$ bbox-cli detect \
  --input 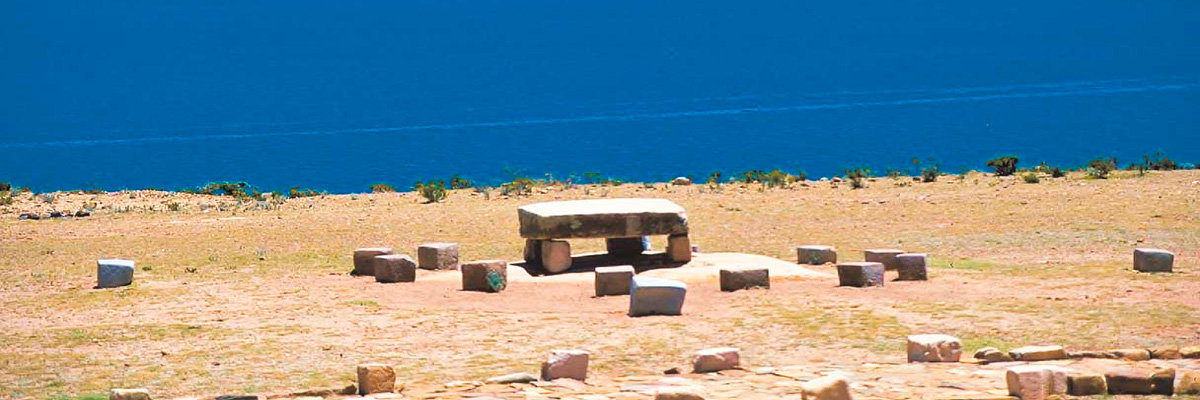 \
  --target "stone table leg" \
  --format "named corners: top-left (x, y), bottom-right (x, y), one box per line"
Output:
top-left (523, 239), bottom-right (543, 265)
top-left (667, 234), bottom-right (692, 262)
